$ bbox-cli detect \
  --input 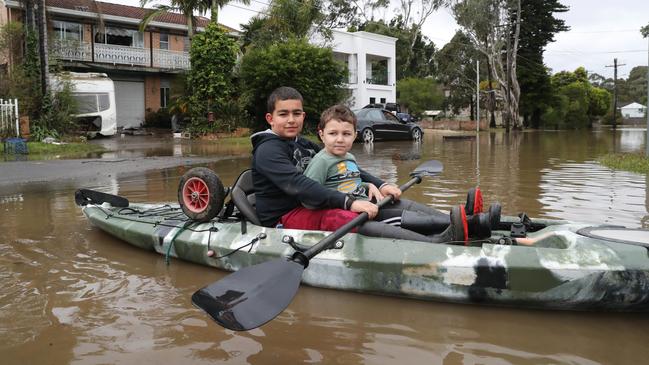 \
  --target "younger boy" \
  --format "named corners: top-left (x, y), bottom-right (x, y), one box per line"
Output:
top-left (303, 104), bottom-right (476, 243)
